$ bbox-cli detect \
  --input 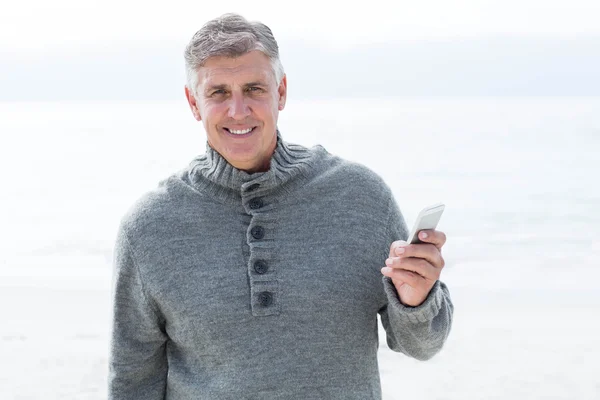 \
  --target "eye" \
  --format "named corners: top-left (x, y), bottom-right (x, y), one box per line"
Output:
top-left (247, 86), bottom-right (263, 93)
top-left (211, 89), bottom-right (226, 96)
